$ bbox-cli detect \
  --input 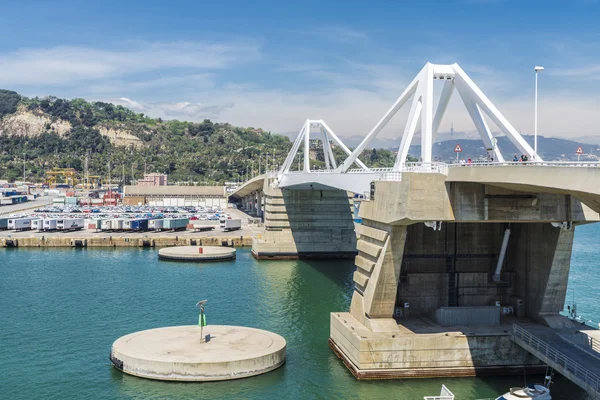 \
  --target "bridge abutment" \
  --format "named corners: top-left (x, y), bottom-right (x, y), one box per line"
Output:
top-left (330, 174), bottom-right (598, 379)
top-left (252, 178), bottom-right (357, 259)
